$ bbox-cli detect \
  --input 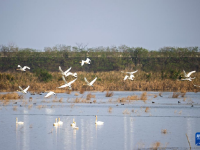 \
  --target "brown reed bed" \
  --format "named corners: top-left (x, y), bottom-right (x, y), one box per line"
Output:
top-left (172, 92), bottom-right (180, 98)
top-left (86, 93), bottom-right (95, 100)
top-left (0, 92), bottom-right (21, 100)
top-left (145, 107), bottom-right (150, 112)
top-left (0, 71), bottom-right (200, 92)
